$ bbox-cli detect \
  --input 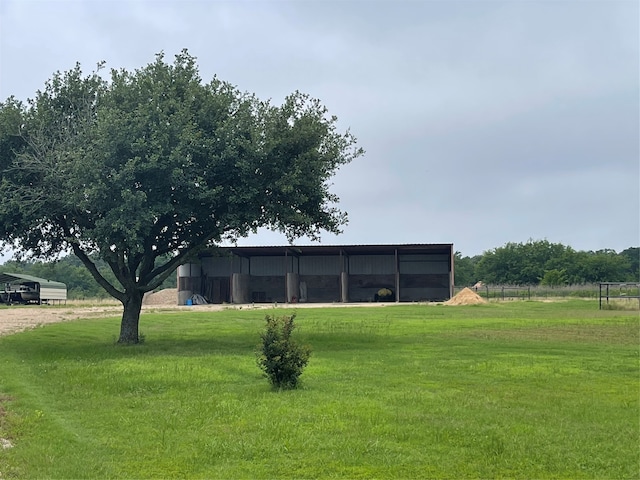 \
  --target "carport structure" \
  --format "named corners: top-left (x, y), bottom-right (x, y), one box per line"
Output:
top-left (177, 244), bottom-right (454, 305)
top-left (0, 272), bottom-right (67, 305)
